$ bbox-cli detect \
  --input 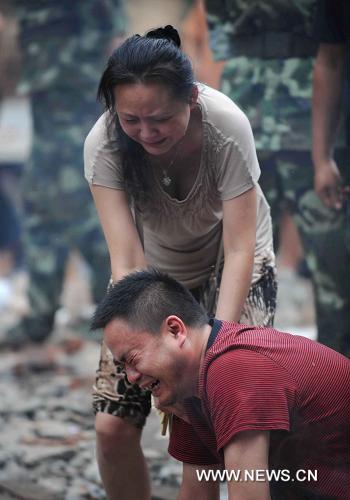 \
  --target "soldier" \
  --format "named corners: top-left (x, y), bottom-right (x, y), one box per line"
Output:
top-left (2, 1), bottom-right (126, 346)
top-left (312, 0), bottom-right (350, 249)
top-left (205, 0), bottom-right (350, 355)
